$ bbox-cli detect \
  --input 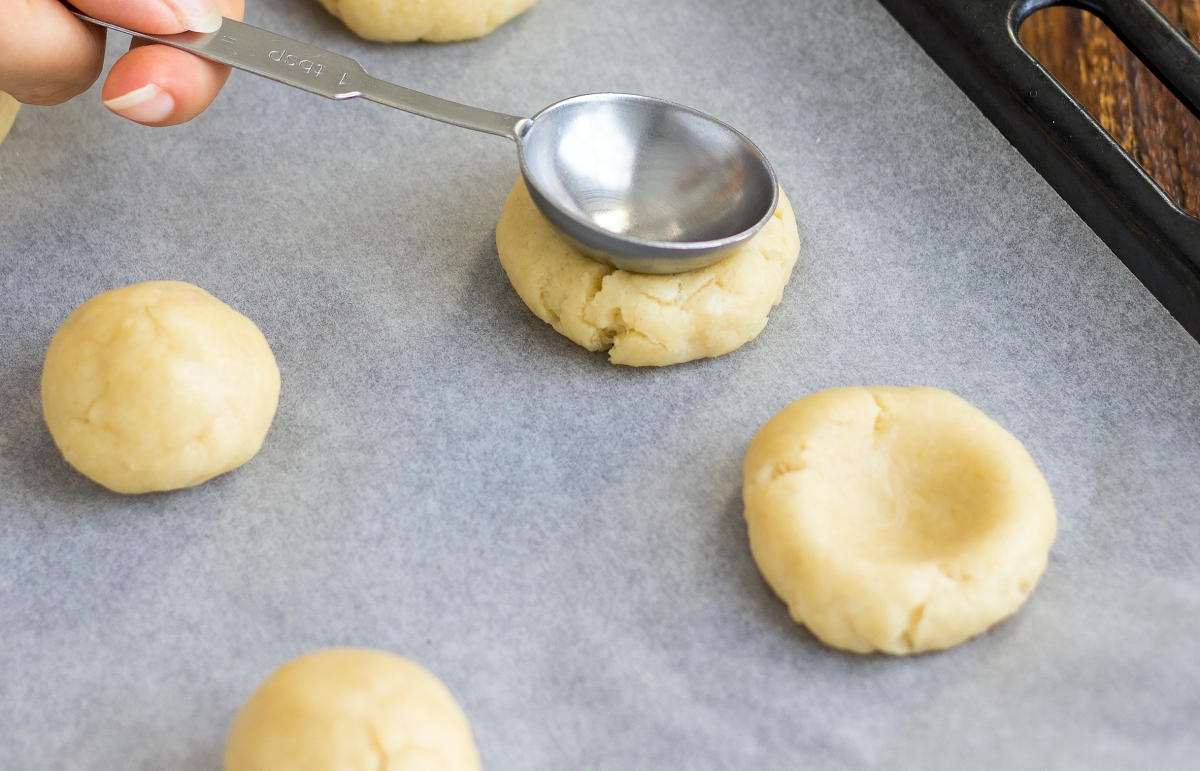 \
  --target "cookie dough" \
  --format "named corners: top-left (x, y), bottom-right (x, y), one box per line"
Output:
top-left (0, 91), bottom-right (18, 146)
top-left (743, 387), bottom-right (1056, 654)
top-left (495, 180), bottom-right (800, 367)
top-left (225, 648), bottom-right (482, 771)
top-left (315, 0), bottom-right (538, 41)
top-left (41, 281), bottom-right (280, 494)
